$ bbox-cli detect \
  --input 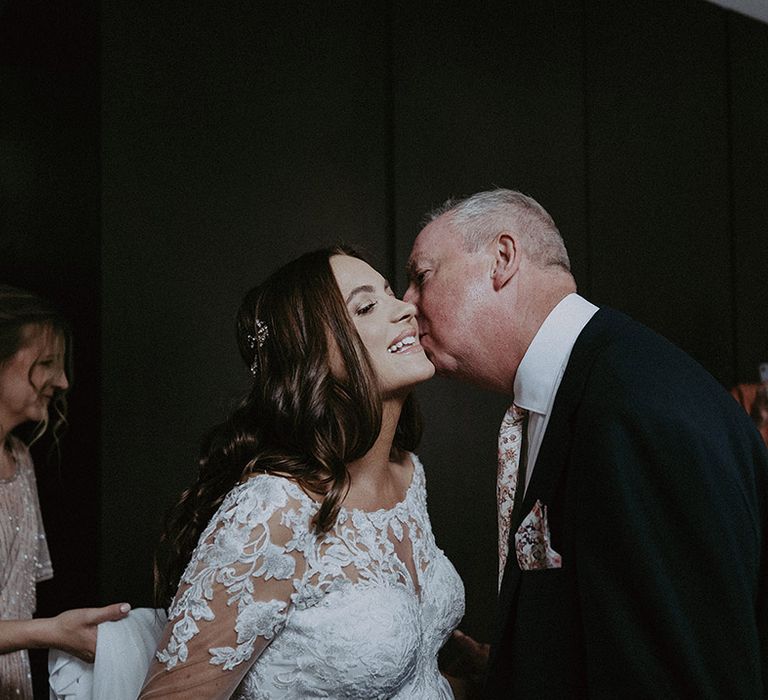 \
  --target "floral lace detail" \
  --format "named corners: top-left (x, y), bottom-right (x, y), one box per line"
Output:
top-left (158, 478), bottom-right (297, 670)
top-left (157, 454), bottom-right (465, 699)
